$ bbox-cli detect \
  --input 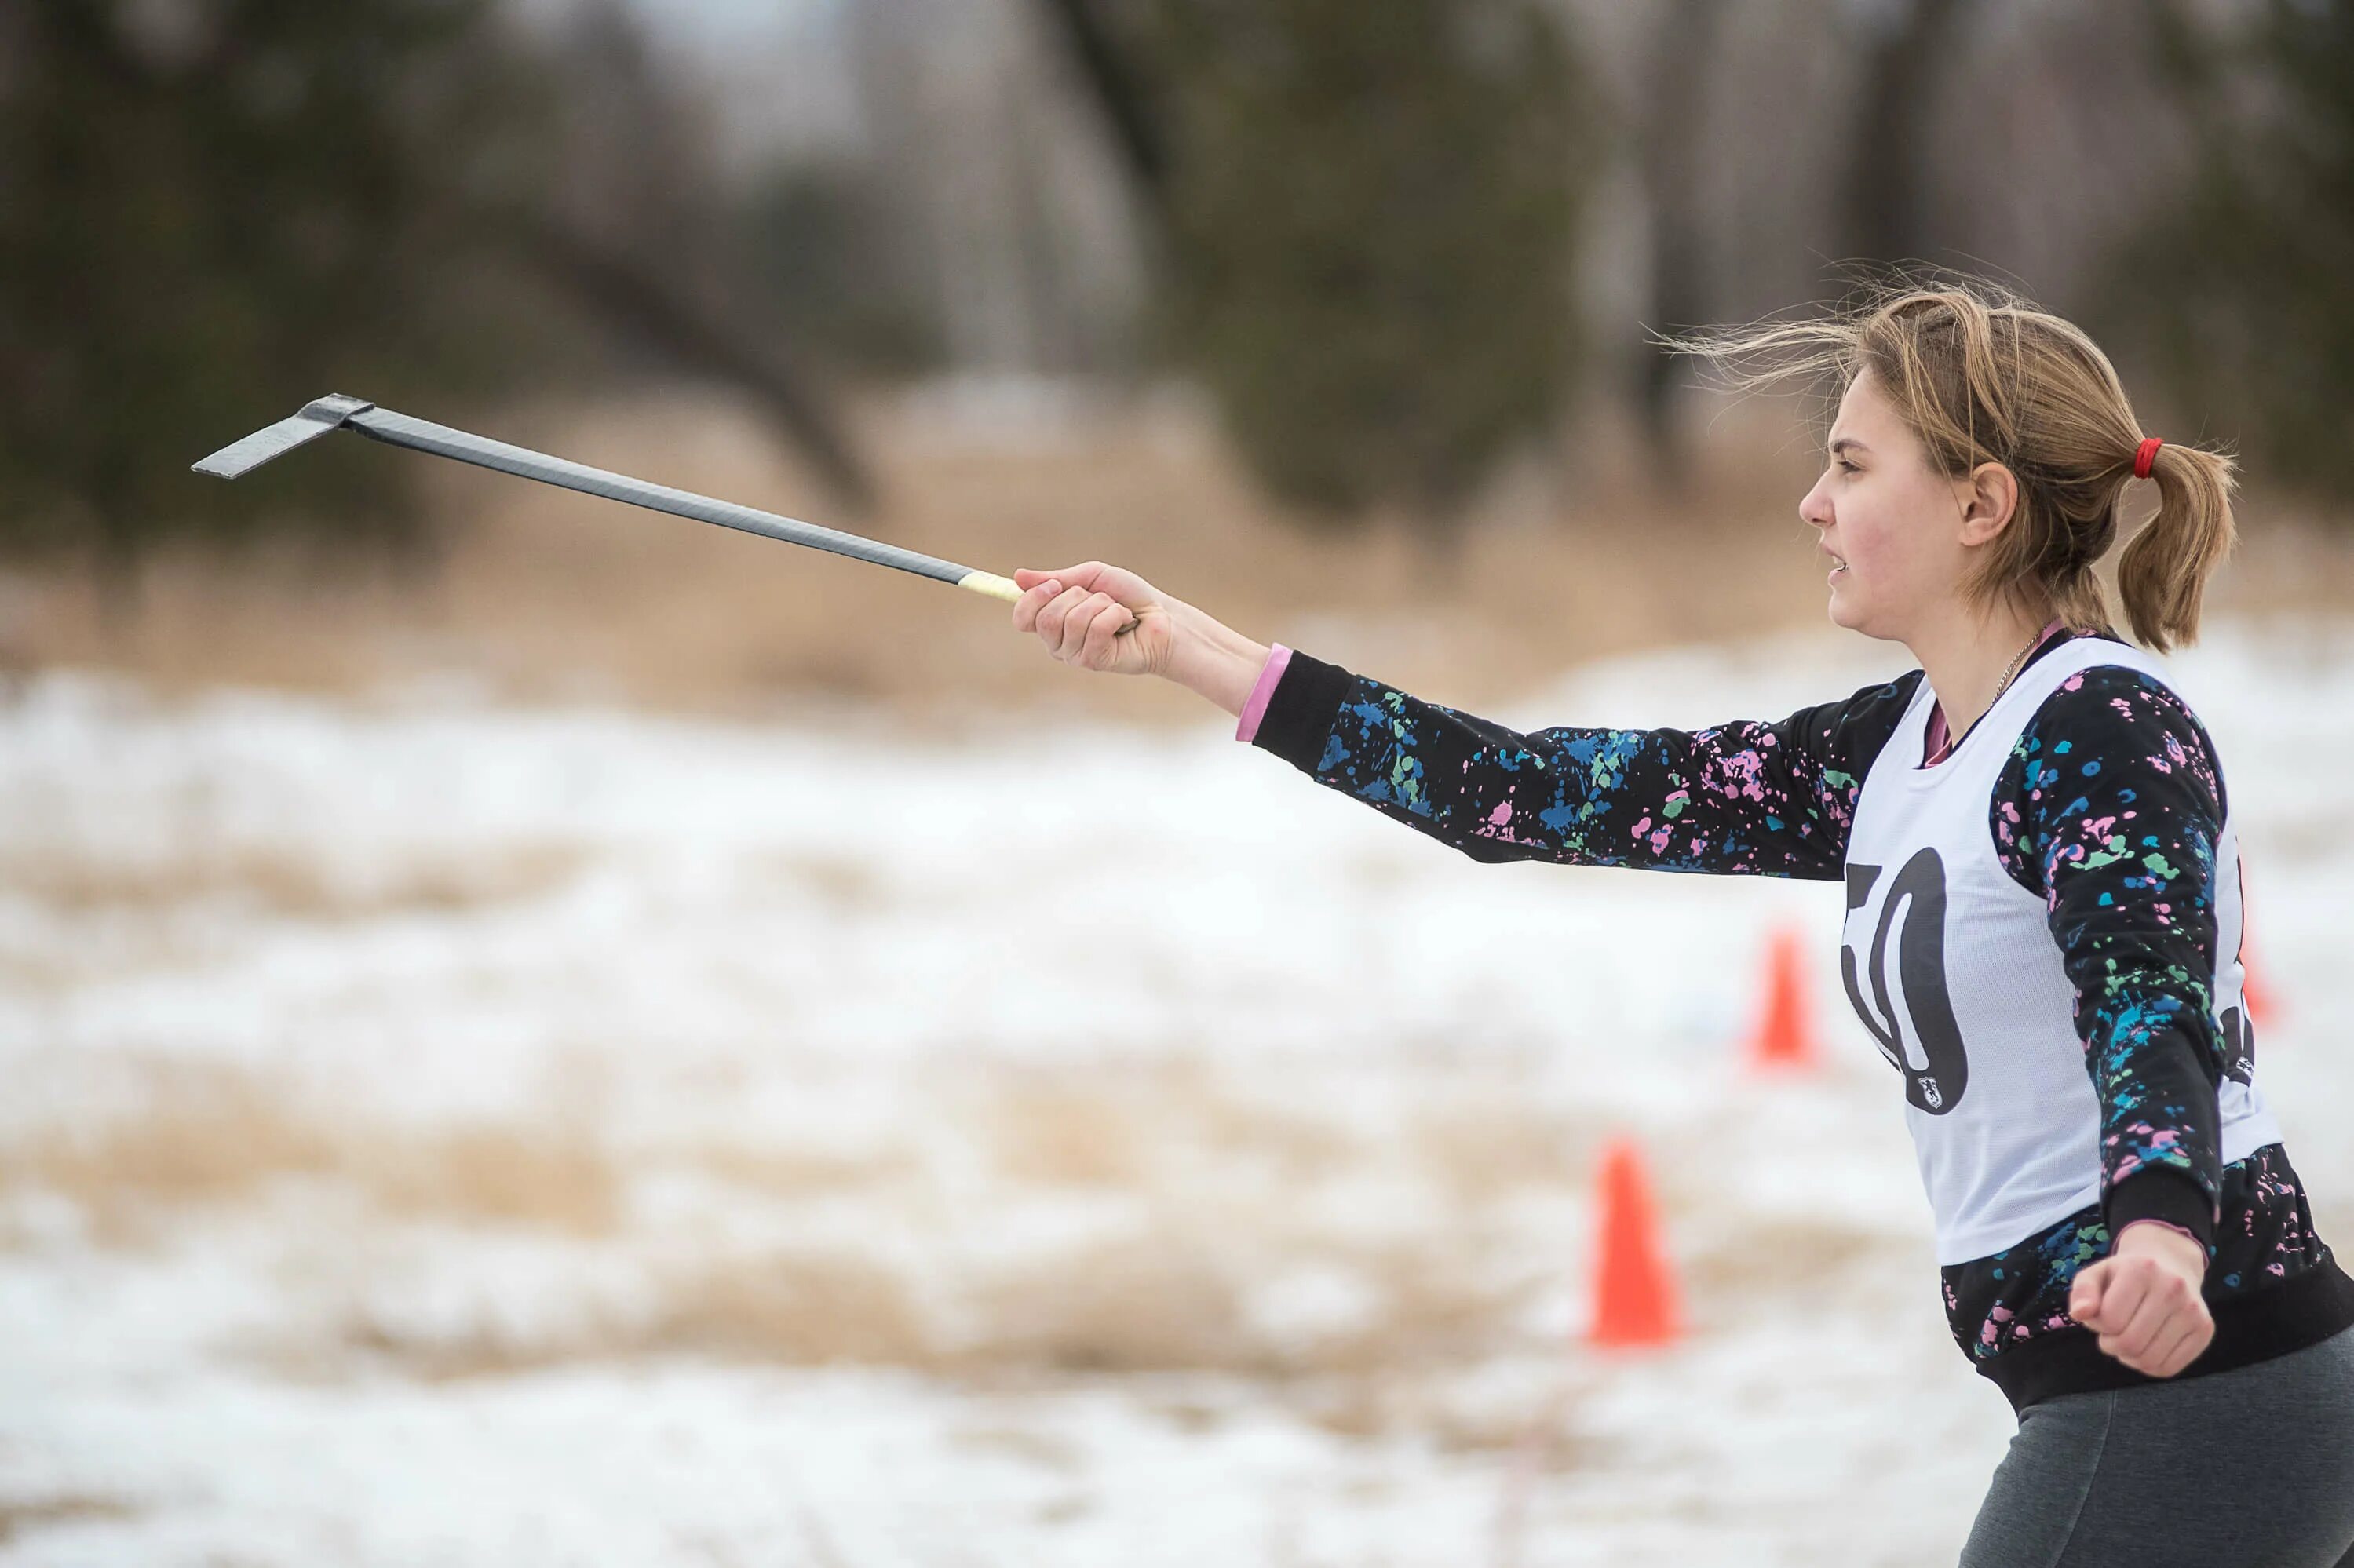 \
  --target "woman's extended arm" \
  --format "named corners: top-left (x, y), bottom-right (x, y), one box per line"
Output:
top-left (1009, 560), bottom-right (1920, 881)
top-left (1249, 646), bottom-right (1917, 879)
